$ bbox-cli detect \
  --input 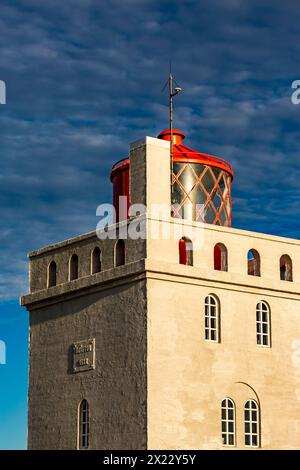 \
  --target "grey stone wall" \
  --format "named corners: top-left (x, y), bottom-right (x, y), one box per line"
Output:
top-left (28, 229), bottom-right (146, 294)
top-left (27, 273), bottom-right (147, 450)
